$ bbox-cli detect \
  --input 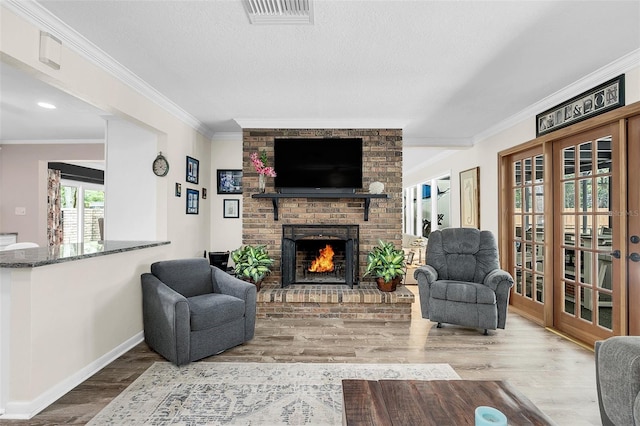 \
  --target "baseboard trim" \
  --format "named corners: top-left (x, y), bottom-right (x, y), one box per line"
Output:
top-left (0, 332), bottom-right (144, 420)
